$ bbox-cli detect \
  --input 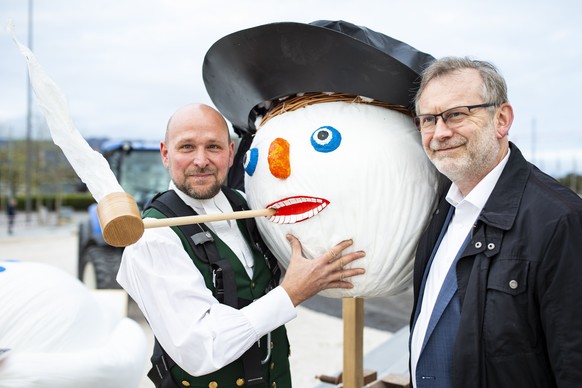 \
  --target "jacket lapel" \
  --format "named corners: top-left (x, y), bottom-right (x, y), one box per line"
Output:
top-left (411, 192), bottom-right (453, 324)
